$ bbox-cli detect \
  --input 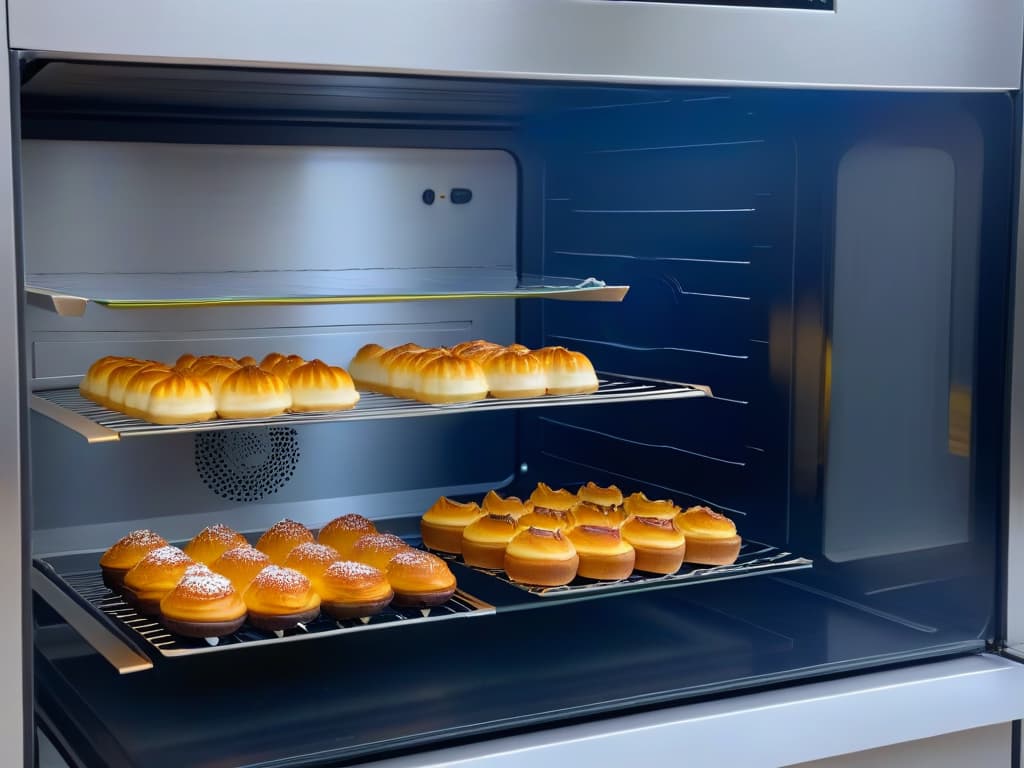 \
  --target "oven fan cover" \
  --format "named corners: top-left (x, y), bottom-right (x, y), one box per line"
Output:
top-left (194, 427), bottom-right (300, 502)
